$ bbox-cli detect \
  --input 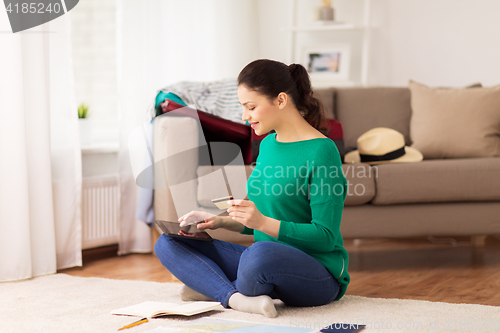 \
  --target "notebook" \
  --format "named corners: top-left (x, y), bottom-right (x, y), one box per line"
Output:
top-left (111, 301), bottom-right (223, 318)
